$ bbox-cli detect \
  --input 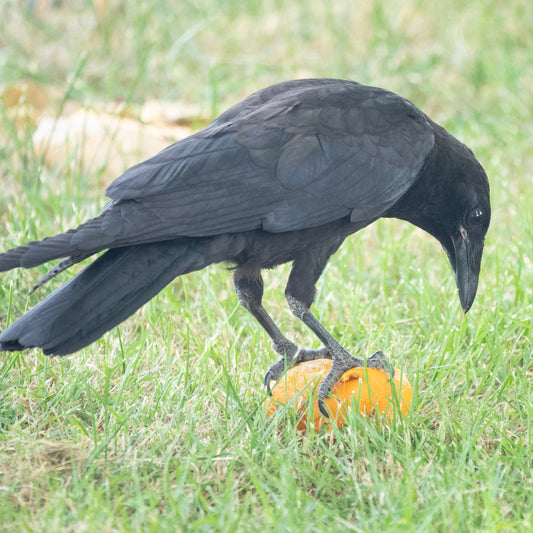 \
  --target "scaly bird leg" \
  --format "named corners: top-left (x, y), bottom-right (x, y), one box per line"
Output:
top-left (283, 247), bottom-right (395, 417)
top-left (286, 294), bottom-right (394, 417)
top-left (233, 268), bottom-right (330, 391)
